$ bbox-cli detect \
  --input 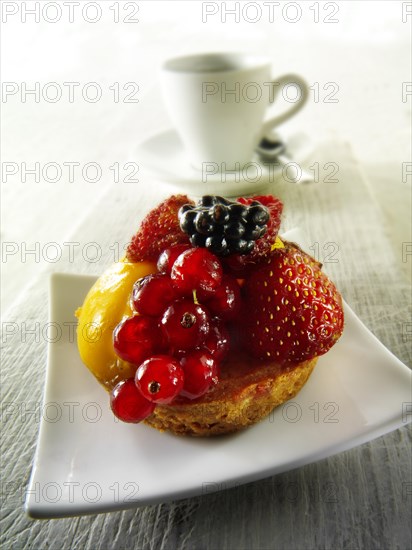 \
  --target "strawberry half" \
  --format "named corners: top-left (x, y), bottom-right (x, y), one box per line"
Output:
top-left (126, 195), bottom-right (194, 262)
top-left (224, 194), bottom-right (283, 275)
top-left (241, 242), bottom-right (344, 364)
